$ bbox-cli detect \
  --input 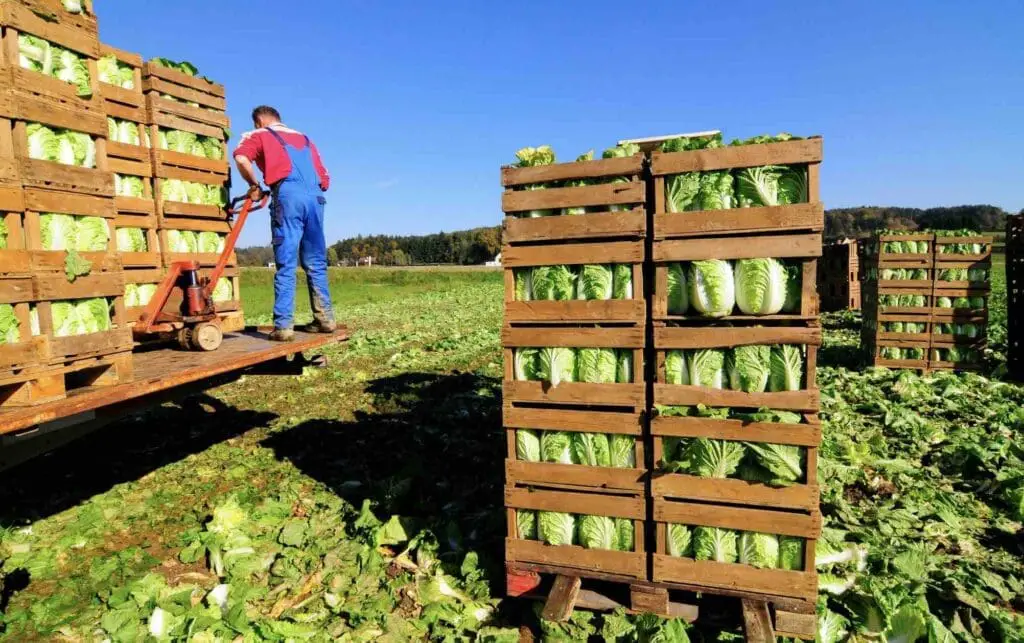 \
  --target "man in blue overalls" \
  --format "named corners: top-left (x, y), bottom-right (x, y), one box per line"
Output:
top-left (234, 106), bottom-right (335, 341)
